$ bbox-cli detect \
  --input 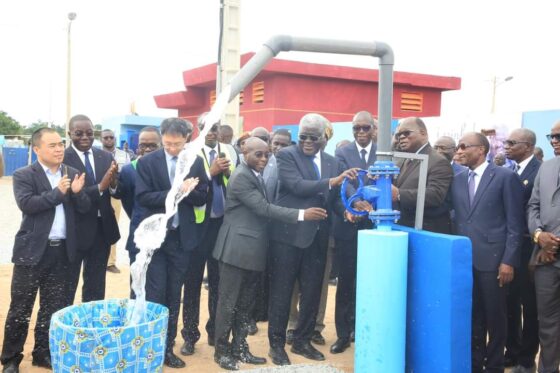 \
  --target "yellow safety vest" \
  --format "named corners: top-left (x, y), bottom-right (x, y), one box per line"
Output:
top-left (194, 144), bottom-right (236, 223)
